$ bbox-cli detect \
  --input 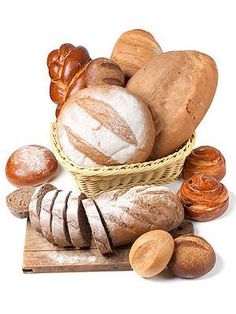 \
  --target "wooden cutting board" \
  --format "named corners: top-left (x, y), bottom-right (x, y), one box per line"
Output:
top-left (23, 220), bottom-right (131, 273)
